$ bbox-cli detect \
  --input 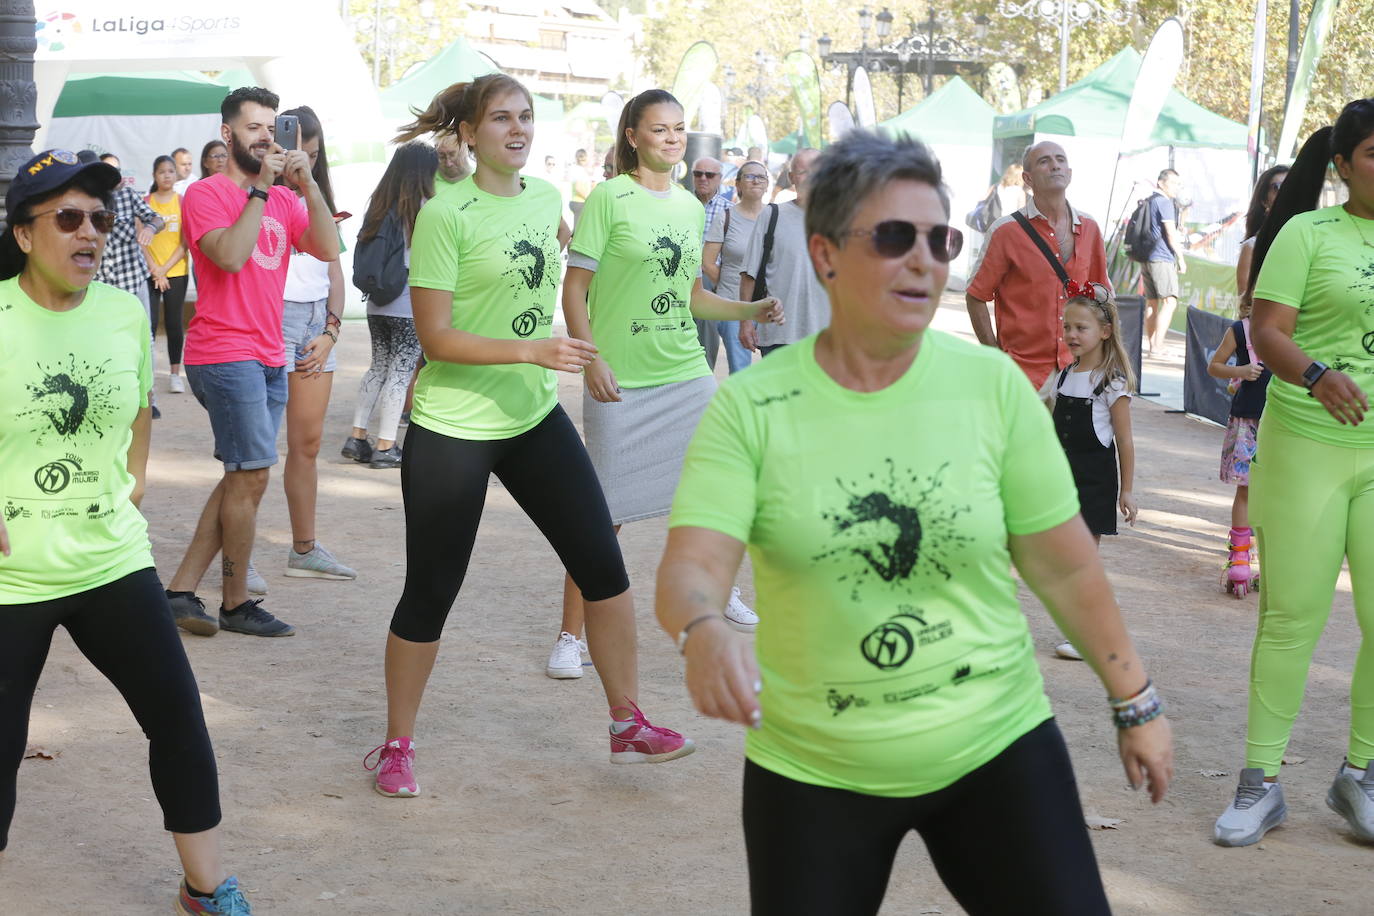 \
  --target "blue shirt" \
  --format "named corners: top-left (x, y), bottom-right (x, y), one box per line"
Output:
top-left (1146, 192), bottom-right (1177, 263)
